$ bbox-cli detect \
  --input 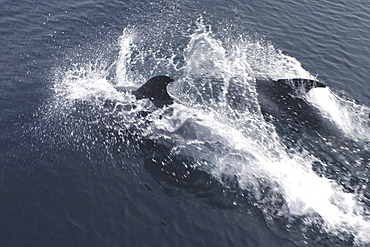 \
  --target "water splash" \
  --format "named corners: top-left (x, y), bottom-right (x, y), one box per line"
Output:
top-left (52, 62), bottom-right (120, 103)
top-left (37, 20), bottom-right (370, 246)
top-left (115, 27), bottom-right (137, 87)
top-left (307, 87), bottom-right (370, 144)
